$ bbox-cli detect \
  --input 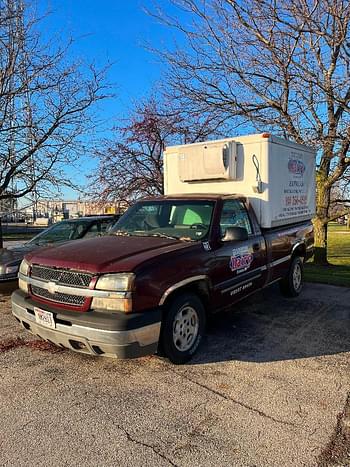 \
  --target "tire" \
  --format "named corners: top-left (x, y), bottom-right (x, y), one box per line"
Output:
top-left (279, 256), bottom-right (303, 297)
top-left (159, 293), bottom-right (206, 364)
